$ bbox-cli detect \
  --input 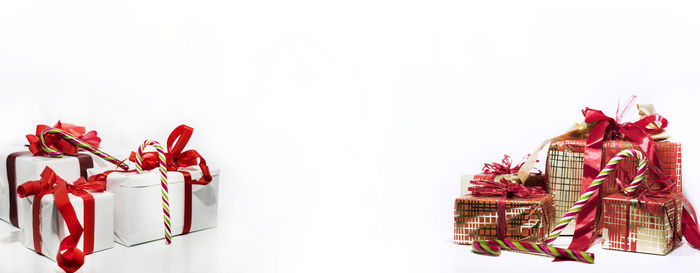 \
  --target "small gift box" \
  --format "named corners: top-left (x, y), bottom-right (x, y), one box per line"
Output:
top-left (88, 165), bottom-right (219, 246)
top-left (1, 122), bottom-right (114, 228)
top-left (16, 167), bottom-right (113, 272)
top-left (601, 192), bottom-right (682, 255)
top-left (87, 125), bottom-right (219, 246)
top-left (545, 106), bottom-right (681, 236)
top-left (460, 155), bottom-right (545, 196)
top-left (454, 175), bottom-right (554, 245)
